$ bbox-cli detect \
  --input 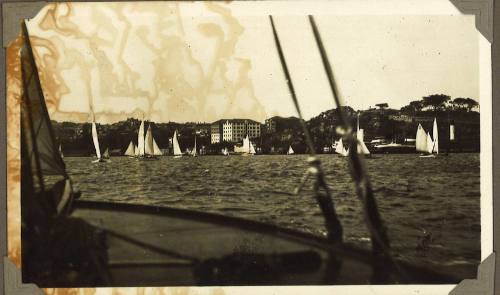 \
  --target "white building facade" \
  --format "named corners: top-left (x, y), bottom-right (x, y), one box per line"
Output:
top-left (211, 119), bottom-right (261, 143)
